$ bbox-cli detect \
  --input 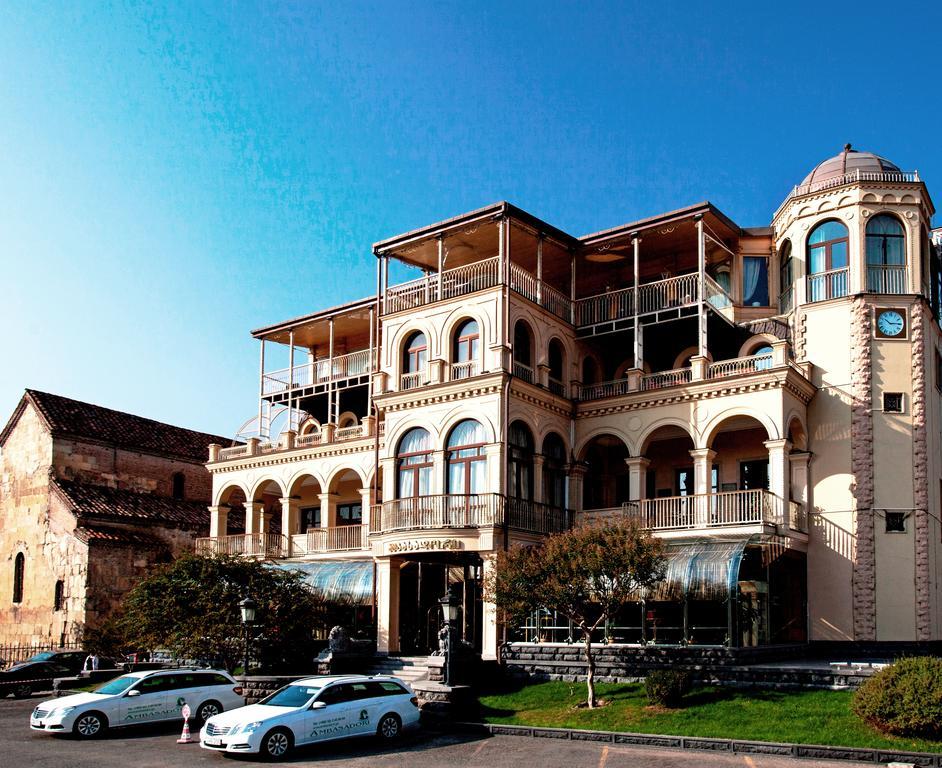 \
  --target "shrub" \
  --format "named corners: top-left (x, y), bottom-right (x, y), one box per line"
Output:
top-left (852, 656), bottom-right (942, 739)
top-left (645, 670), bottom-right (691, 707)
